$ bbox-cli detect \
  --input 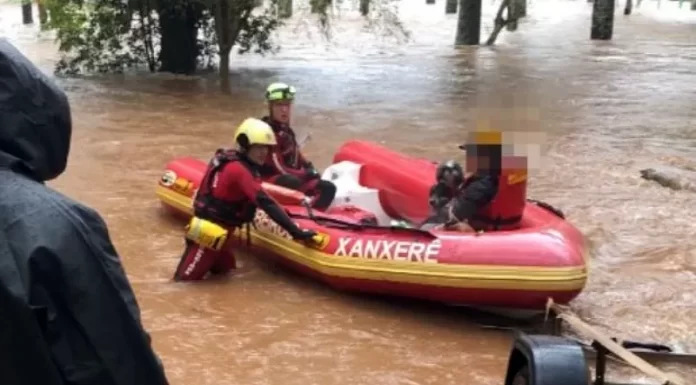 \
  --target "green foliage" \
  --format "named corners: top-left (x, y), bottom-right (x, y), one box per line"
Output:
top-left (40, 0), bottom-right (409, 76)
top-left (42, 0), bottom-right (283, 75)
top-left (197, 9), bottom-right (219, 69)
top-left (43, 0), bottom-right (149, 74)
top-left (236, 7), bottom-right (282, 55)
